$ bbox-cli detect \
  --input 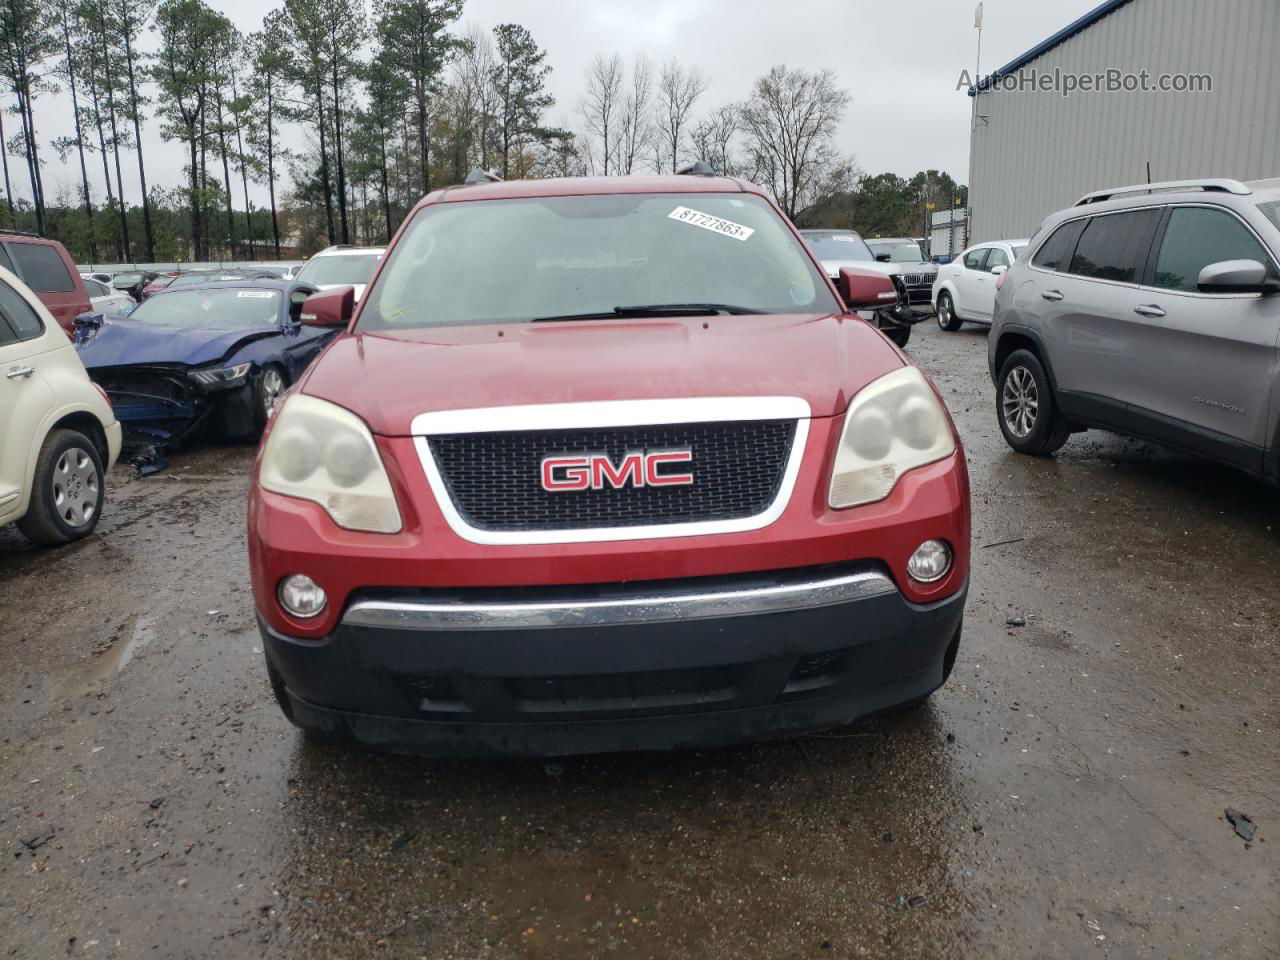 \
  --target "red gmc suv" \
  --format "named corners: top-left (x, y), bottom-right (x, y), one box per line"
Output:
top-left (248, 171), bottom-right (970, 757)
